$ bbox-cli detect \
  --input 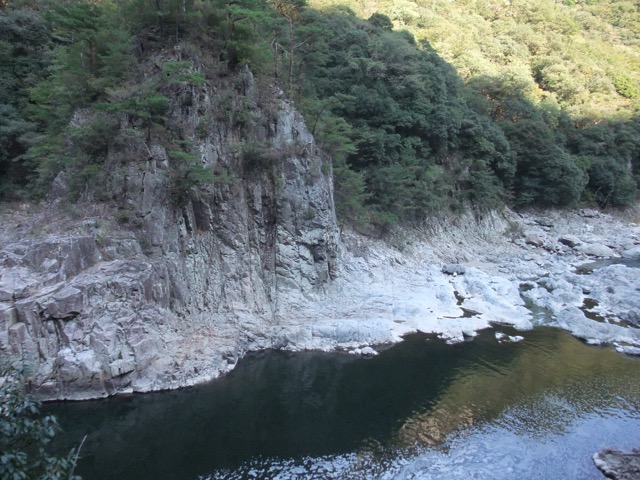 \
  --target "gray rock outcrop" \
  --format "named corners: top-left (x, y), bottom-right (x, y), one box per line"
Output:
top-left (1, 51), bottom-right (640, 400)
top-left (578, 243), bottom-right (616, 258)
top-left (442, 263), bottom-right (466, 275)
top-left (621, 246), bottom-right (640, 259)
top-left (558, 234), bottom-right (581, 248)
top-left (593, 448), bottom-right (640, 480)
top-left (525, 232), bottom-right (544, 247)
top-left (0, 56), bottom-right (339, 399)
